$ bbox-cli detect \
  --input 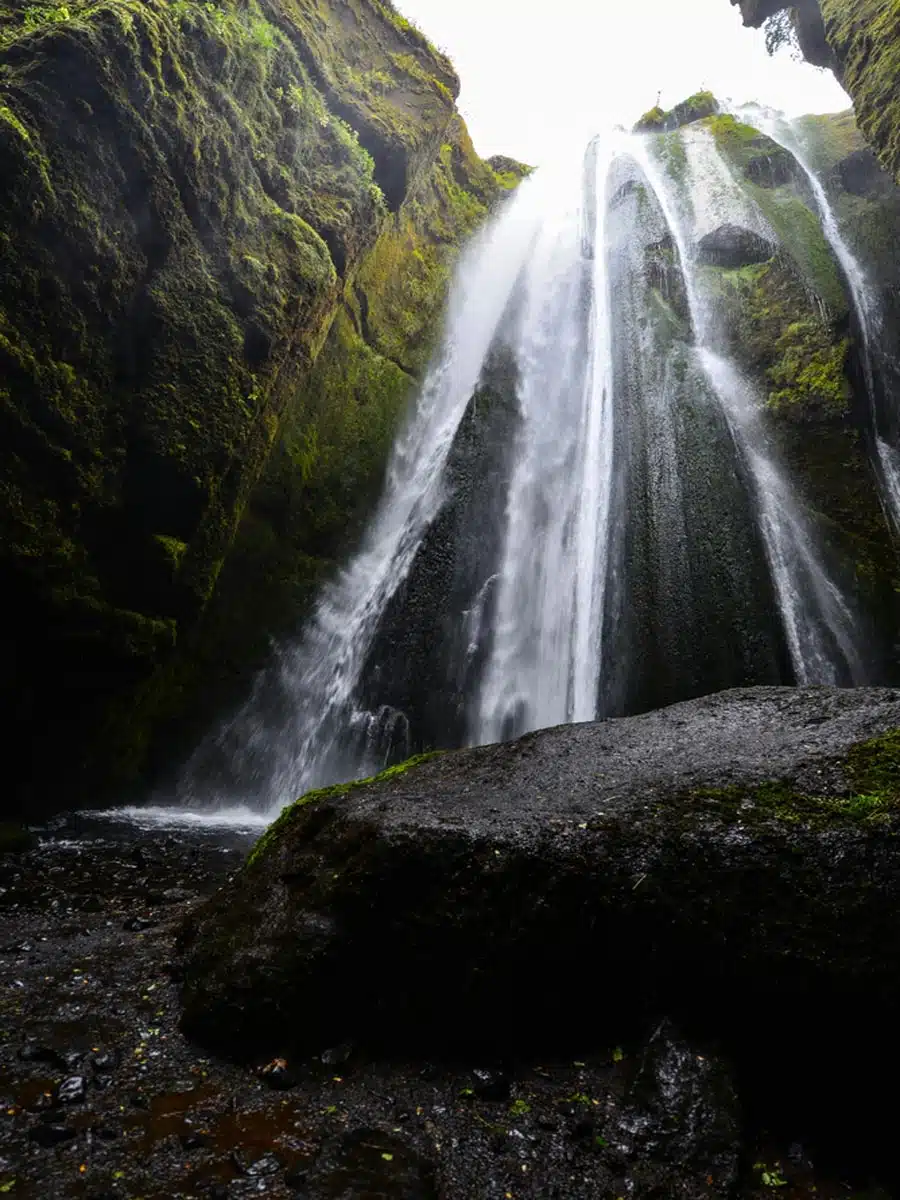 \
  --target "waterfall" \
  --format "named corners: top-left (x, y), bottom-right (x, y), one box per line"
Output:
top-left (731, 103), bottom-right (900, 534)
top-left (473, 136), bottom-right (617, 744)
top-left (170, 125), bottom-right (868, 821)
top-left (633, 129), bottom-right (865, 686)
